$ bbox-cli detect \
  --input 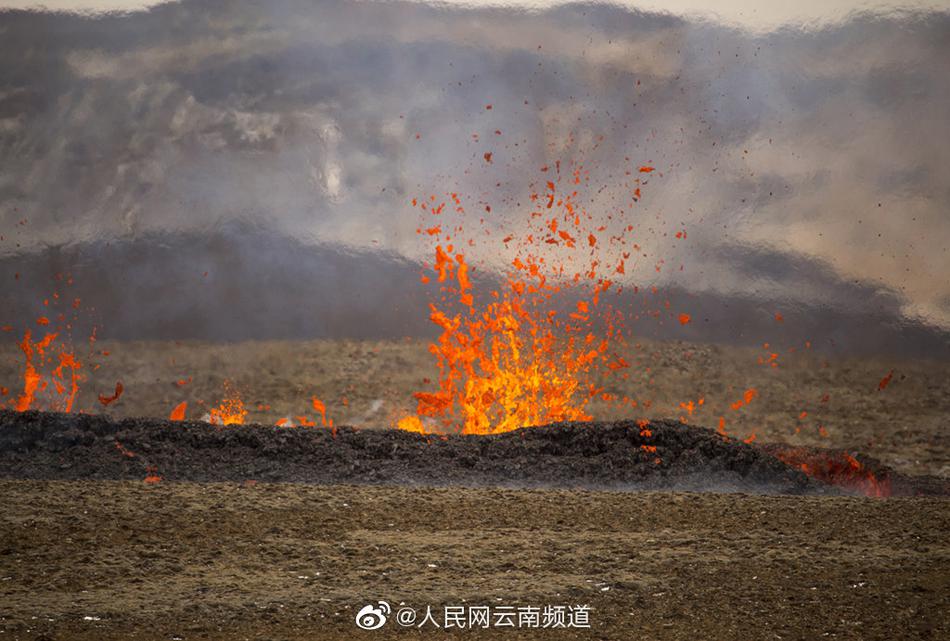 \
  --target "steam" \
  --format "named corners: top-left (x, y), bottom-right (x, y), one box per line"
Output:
top-left (0, 0), bottom-right (948, 351)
